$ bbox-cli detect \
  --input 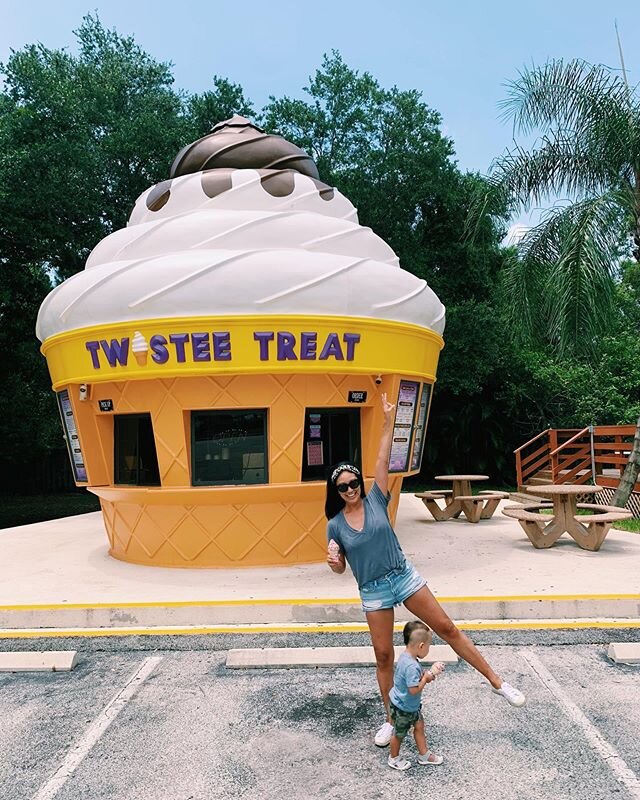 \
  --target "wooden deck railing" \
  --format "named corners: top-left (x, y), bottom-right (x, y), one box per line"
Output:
top-left (514, 424), bottom-right (639, 492)
top-left (591, 425), bottom-right (639, 491)
top-left (514, 428), bottom-right (550, 487)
